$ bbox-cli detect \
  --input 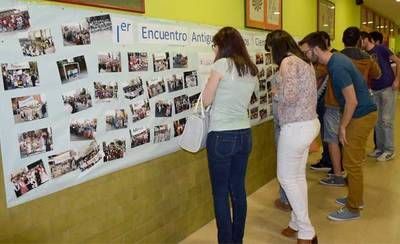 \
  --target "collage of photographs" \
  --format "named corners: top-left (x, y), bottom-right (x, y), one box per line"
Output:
top-left (0, 7), bottom-right (273, 204)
